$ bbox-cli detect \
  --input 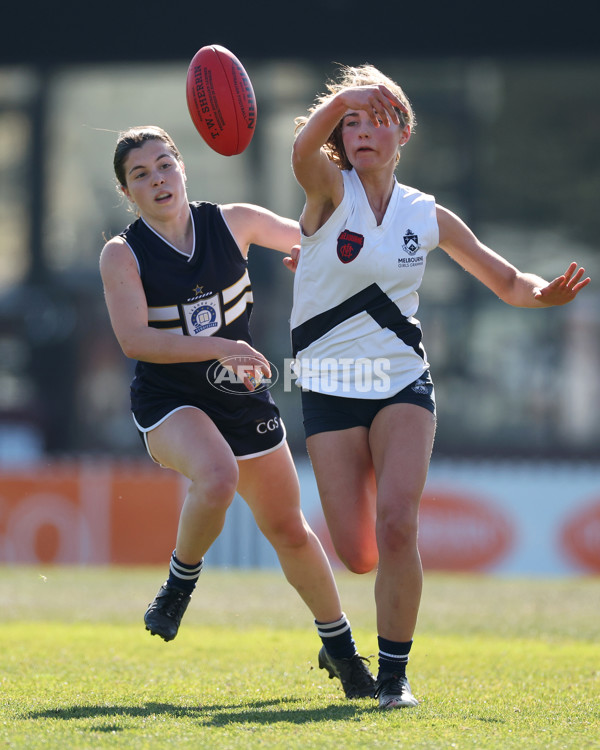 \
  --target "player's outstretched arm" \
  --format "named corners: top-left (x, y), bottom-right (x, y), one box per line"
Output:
top-left (437, 205), bottom-right (591, 308)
